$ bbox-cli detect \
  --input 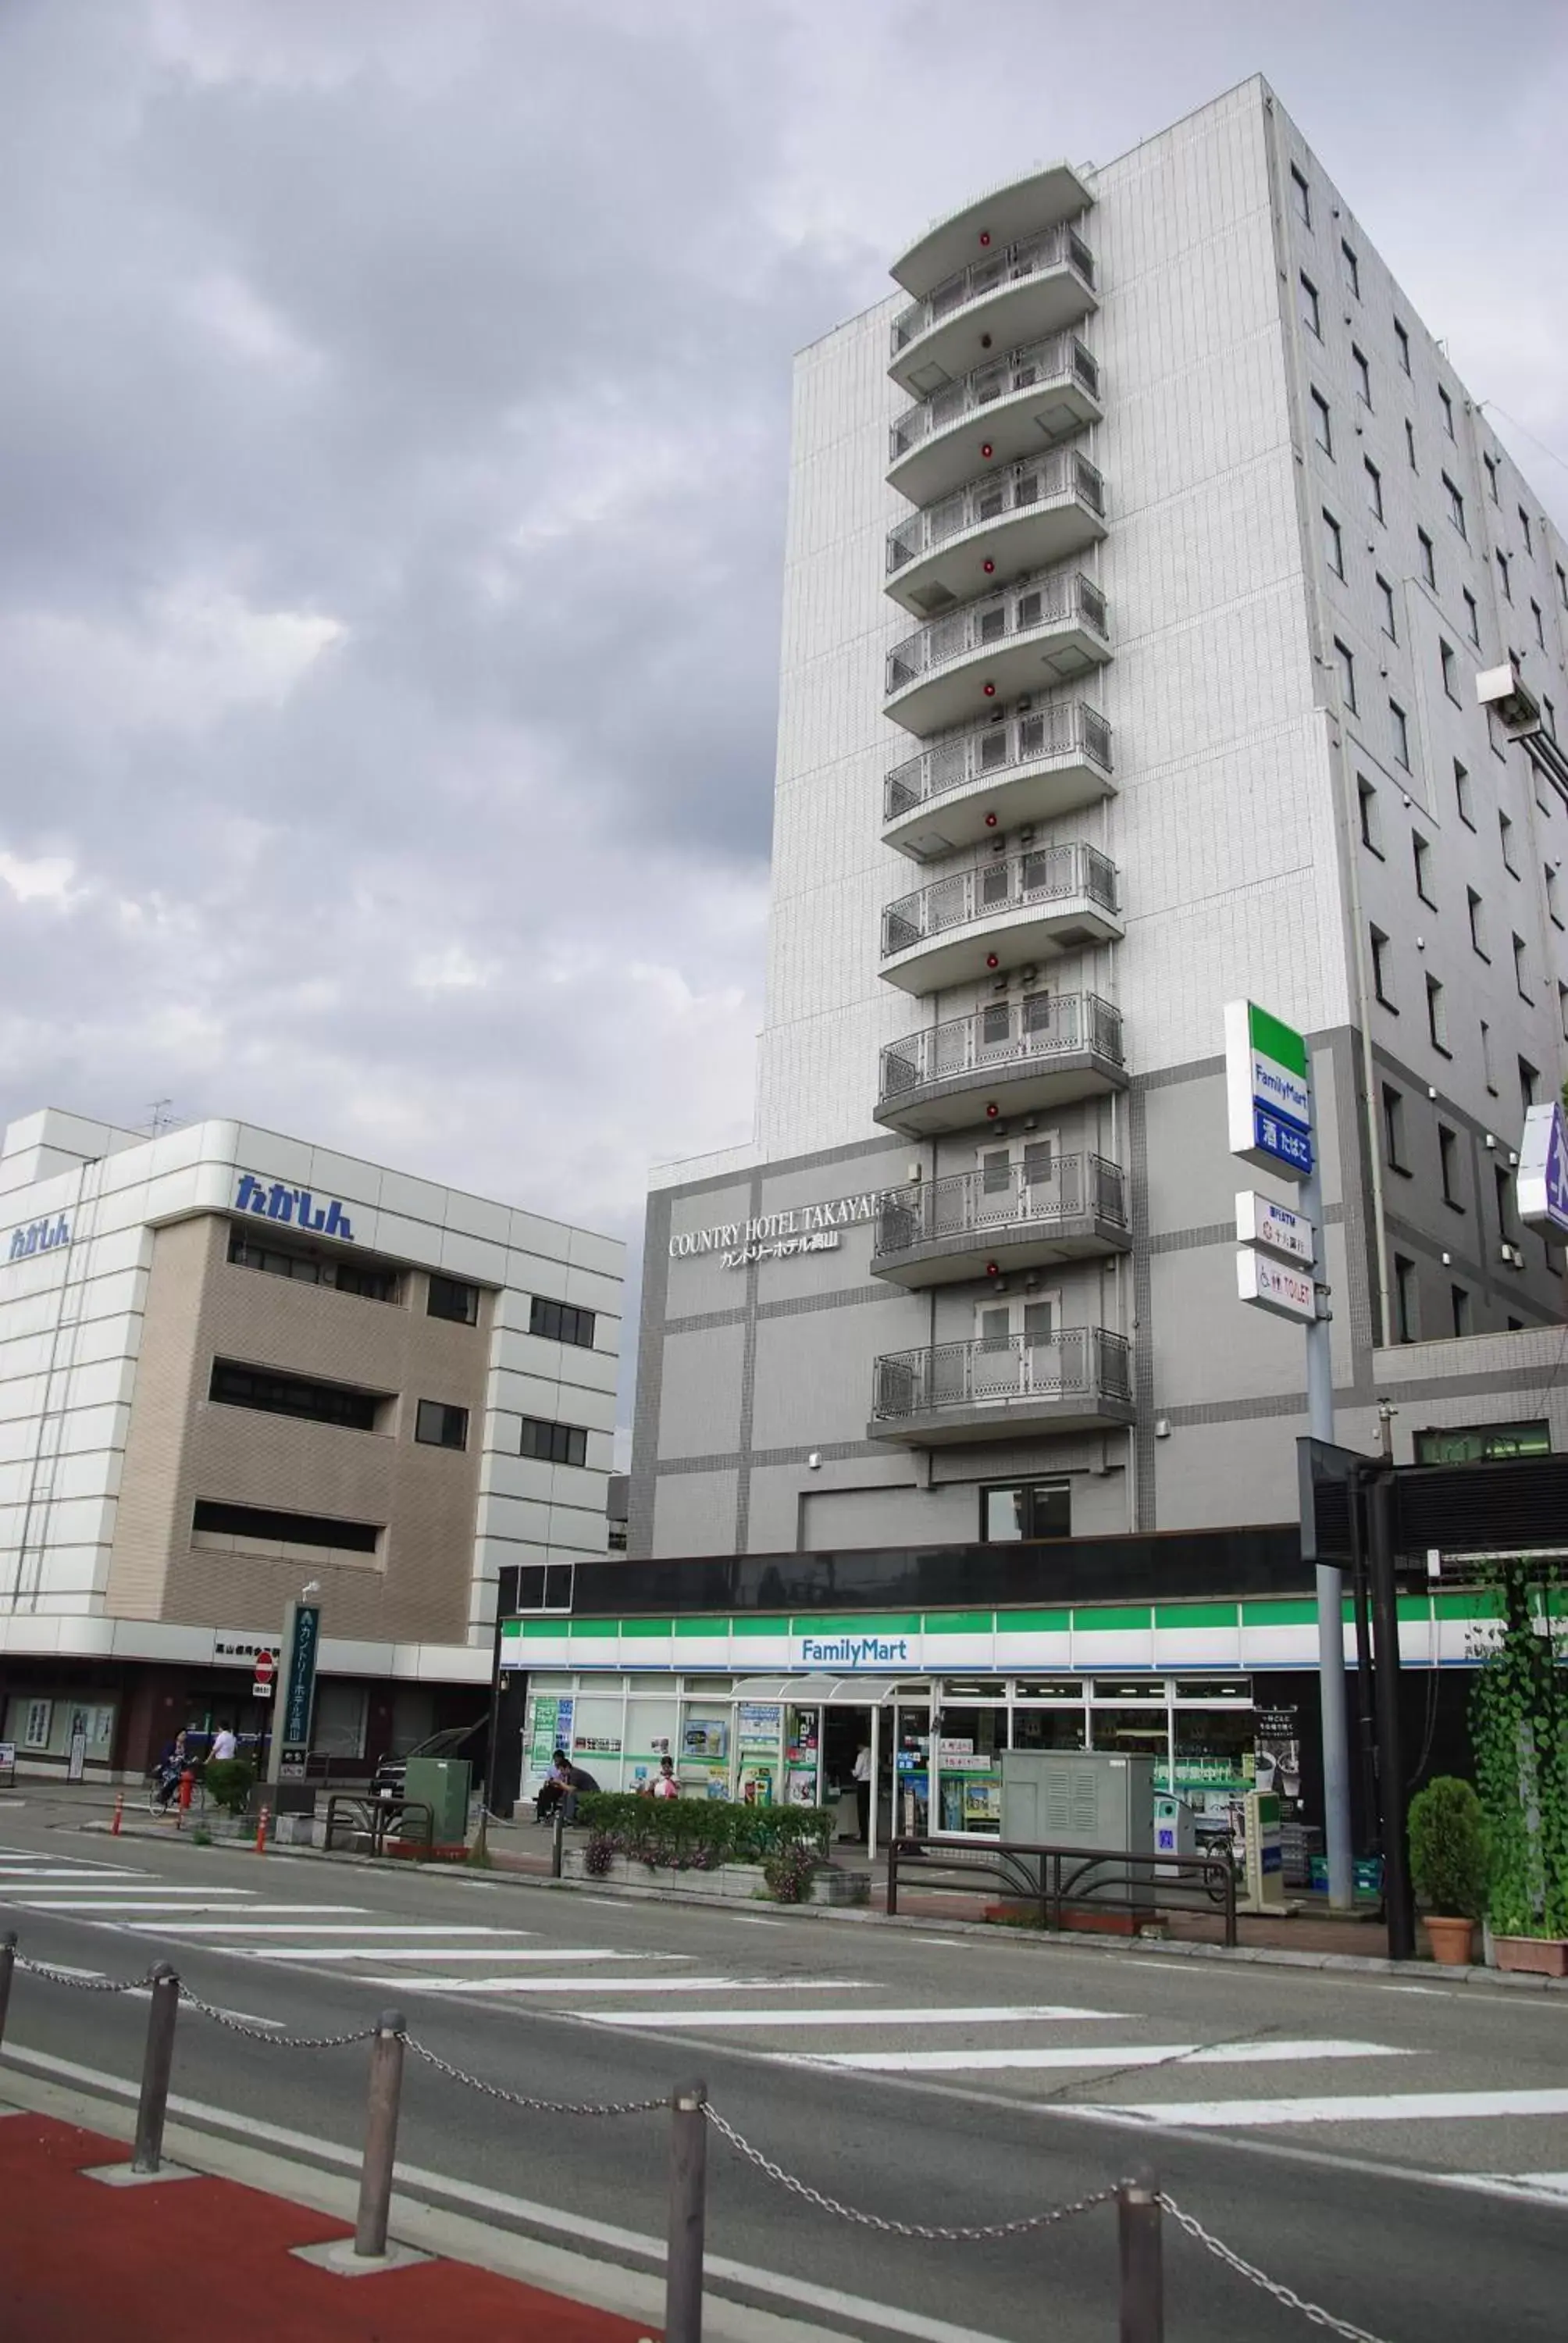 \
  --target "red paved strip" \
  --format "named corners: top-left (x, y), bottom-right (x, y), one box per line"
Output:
top-left (0, 2113), bottom-right (659, 2341)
